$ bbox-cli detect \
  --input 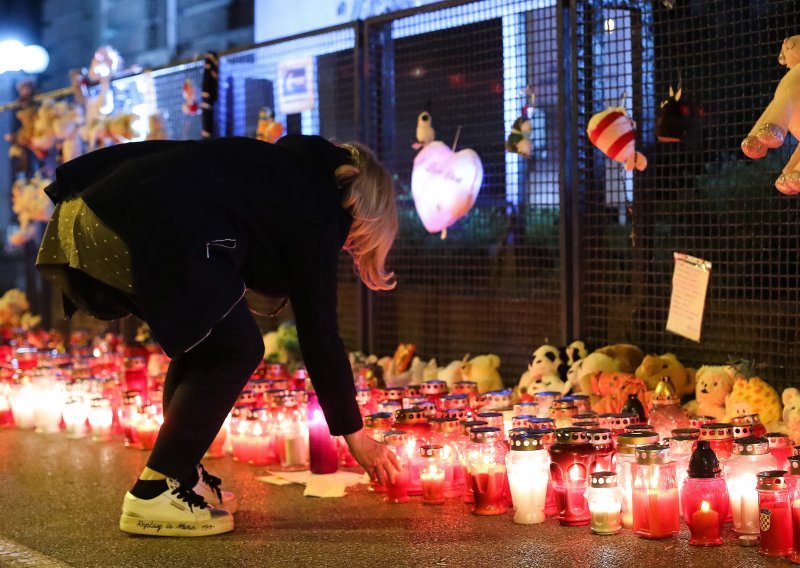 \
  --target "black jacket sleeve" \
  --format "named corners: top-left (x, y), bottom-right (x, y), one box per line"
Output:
top-left (287, 217), bottom-right (362, 436)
